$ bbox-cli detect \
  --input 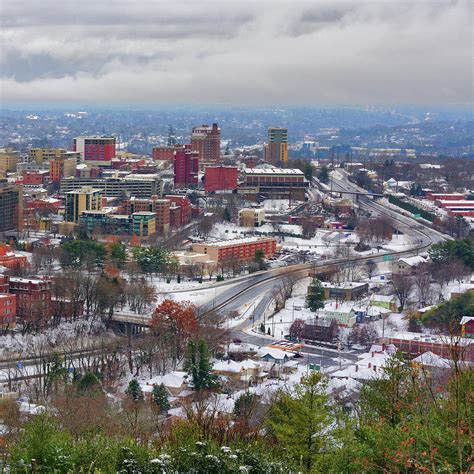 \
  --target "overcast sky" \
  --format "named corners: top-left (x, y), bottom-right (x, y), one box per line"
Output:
top-left (0, 0), bottom-right (472, 107)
